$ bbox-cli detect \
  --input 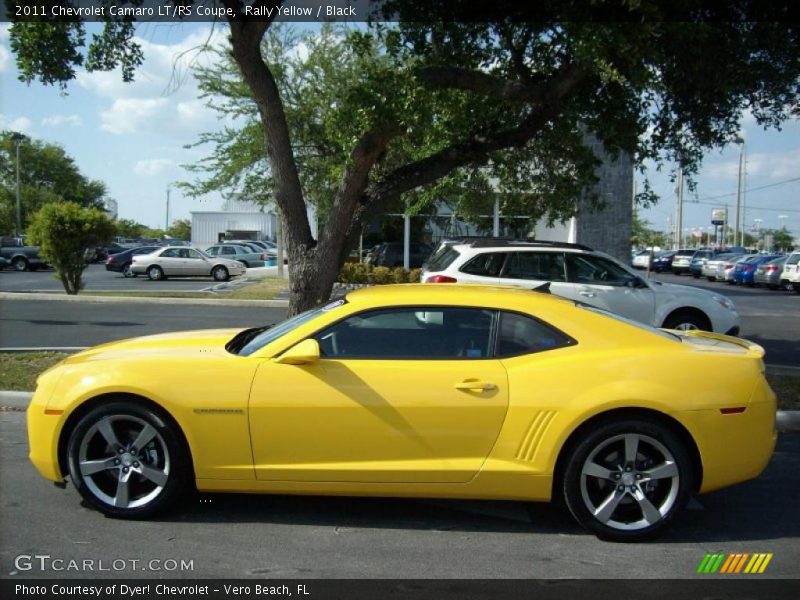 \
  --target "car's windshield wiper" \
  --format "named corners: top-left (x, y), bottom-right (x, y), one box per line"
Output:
top-left (225, 324), bottom-right (274, 354)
